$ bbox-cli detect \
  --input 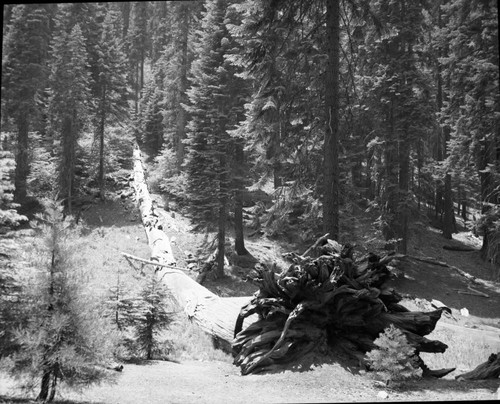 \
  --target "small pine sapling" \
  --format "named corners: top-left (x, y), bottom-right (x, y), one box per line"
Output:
top-left (127, 273), bottom-right (176, 360)
top-left (366, 324), bottom-right (421, 383)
